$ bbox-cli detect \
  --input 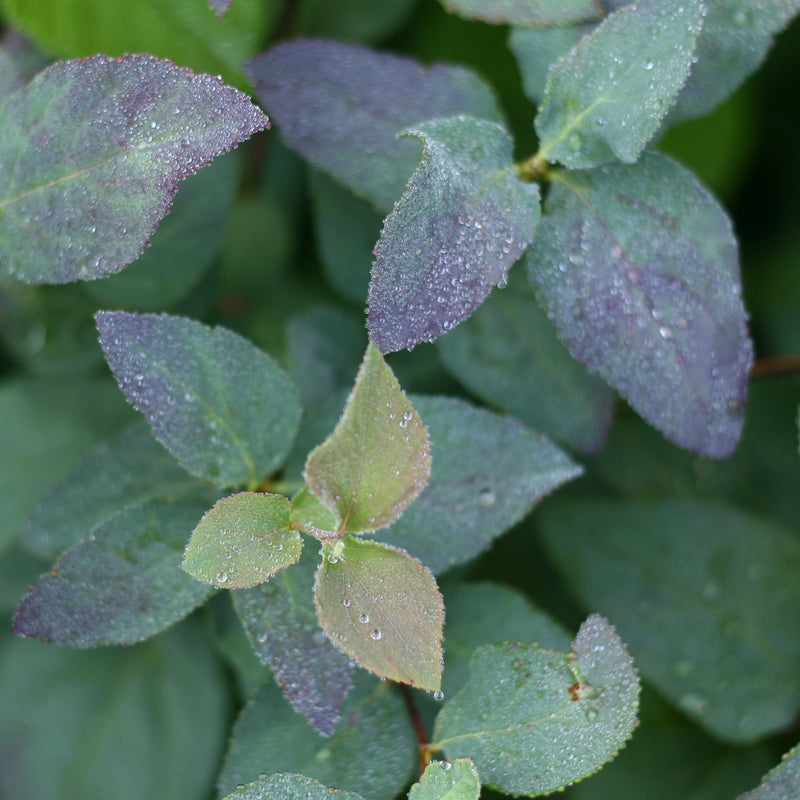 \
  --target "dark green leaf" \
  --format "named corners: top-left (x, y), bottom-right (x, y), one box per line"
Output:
top-left (0, 544), bottom-right (49, 615)
top-left (224, 774), bottom-right (367, 800)
top-left (246, 39), bottom-right (502, 211)
top-left (440, 0), bottom-right (599, 27)
top-left (379, 395), bottom-right (582, 574)
top-left (96, 311), bottom-right (302, 488)
top-left (182, 493), bottom-right (301, 589)
top-left (436, 266), bottom-right (614, 454)
top-left (538, 497), bottom-right (800, 742)
top-left (367, 116), bottom-right (540, 354)
top-left (298, 0), bottom-right (417, 42)
top-left (0, 55), bottom-right (268, 284)
top-left (535, 0), bottom-right (704, 168)
top-left (316, 536), bottom-right (444, 691)
top-left (217, 674), bottom-right (417, 800)
top-left (432, 615), bottom-right (640, 795)
top-left (304, 343), bottom-right (430, 534)
top-left (0, 31), bottom-right (49, 103)
top-left (23, 420), bottom-right (206, 559)
top-left (739, 744), bottom-right (800, 800)
top-left (409, 759), bottom-right (480, 800)
top-left (234, 547), bottom-right (354, 737)
top-left (13, 497), bottom-right (215, 646)
top-left (528, 153), bottom-right (752, 457)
